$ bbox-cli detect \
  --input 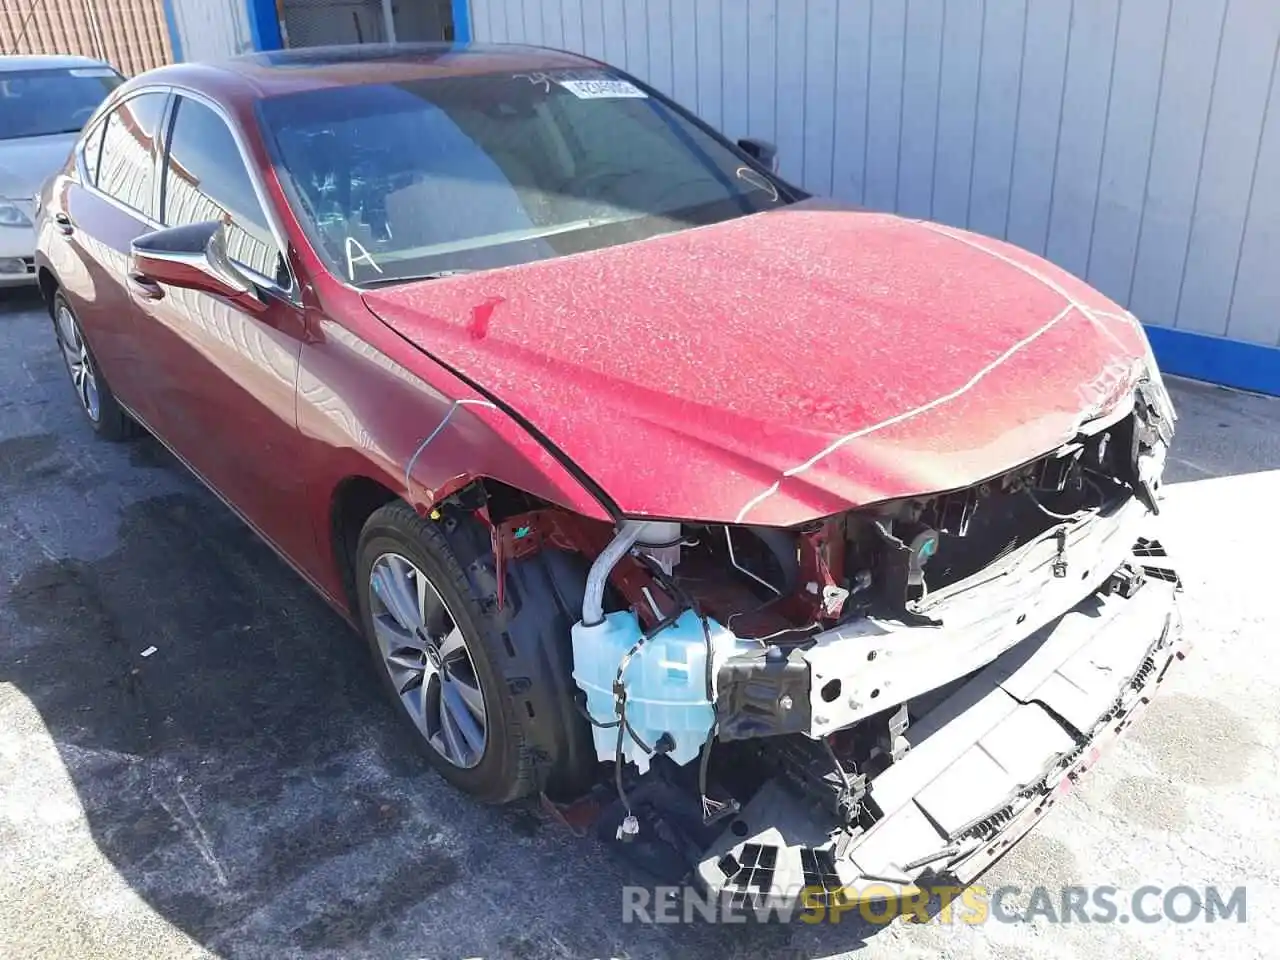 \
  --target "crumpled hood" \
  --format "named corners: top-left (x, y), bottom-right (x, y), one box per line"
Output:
top-left (0, 133), bottom-right (77, 201)
top-left (364, 201), bottom-right (1151, 526)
